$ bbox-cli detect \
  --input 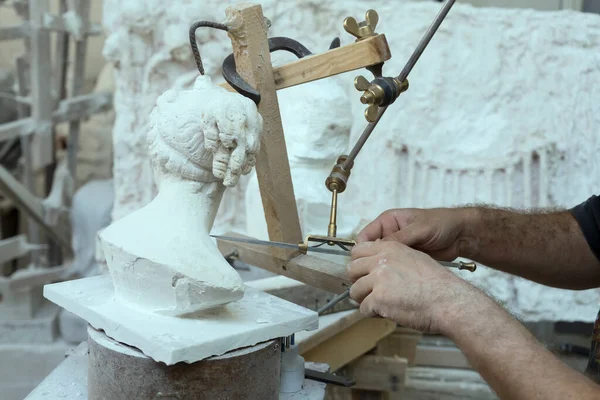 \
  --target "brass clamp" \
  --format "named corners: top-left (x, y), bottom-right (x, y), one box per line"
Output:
top-left (343, 9), bottom-right (410, 122)
top-left (298, 235), bottom-right (356, 255)
top-left (354, 75), bottom-right (409, 122)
